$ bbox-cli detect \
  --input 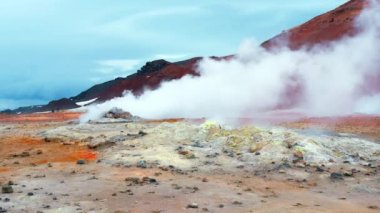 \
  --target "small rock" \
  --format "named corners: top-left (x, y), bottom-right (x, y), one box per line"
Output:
top-left (142, 177), bottom-right (158, 184)
top-left (27, 192), bottom-right (34, 196)
top-left (44, 137), bottom-right (63, 143)
top-left (178, 150), bottom-right (196, 159)
top-left (20, 151), bottom-right (30, 157)
top-left (343, 171), bottom-right (353, 177)
top-left (137, 160), bottom-right (147, 168)
top-left (171, 184), bottom-right (182, 190)
top-left (368, 205), bottom-right (379, 210)
top-left (316, 166), bottom-right (324, 172)
top-left (232, 201), bottom-right (243, 205)
top-left (192, 141), bottom-right (204, 148)
top-left (1, 185), bottom-right (13, 194)
top-left (76, 159), bottom-right (86, 165)
top-left (105, 108), bottom-right (137, 120)
top-left (368, 163), bottom-right (376, 168)
top-left (185, 153), bottom-right (196, 159)
top-left (87, 138), bottom-right (115, 149)
top-left (125, 177), bottom-right (140, 185)
top-left (138, 130), bottom-right (147, 136)
top-left (178, 150), bottom-right (189, 155)
top-left (330, 172), bottom-right (344, 181)
top-left (187, 203), bottom-right (198, 209)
